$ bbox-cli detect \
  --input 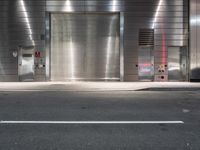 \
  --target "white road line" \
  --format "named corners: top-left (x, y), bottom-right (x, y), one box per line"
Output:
top-left (0, 121), bottom-right (184, 124)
